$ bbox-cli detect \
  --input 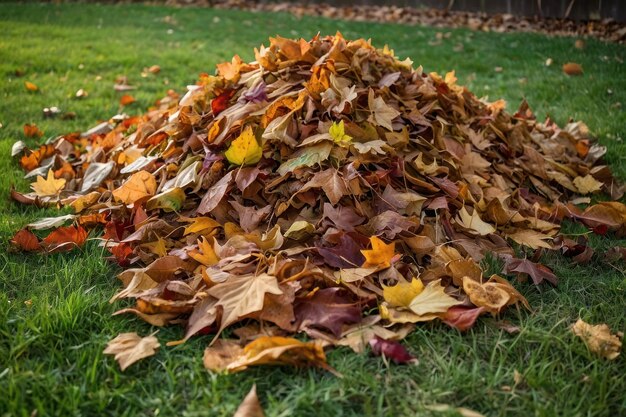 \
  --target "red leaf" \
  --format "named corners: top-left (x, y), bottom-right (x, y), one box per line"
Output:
top-left (109, 243), bottom-right (134, 267)
top-left (442, 306), bottom-right (485, 332)
top-left (211, 89), bottom-right (235, 116)
top-left (42, 225), bottom-right (88, 252)
top-left (369, 336), bottom-right (417, 364)
top-left (10, 228), bottom-right (41, 251)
